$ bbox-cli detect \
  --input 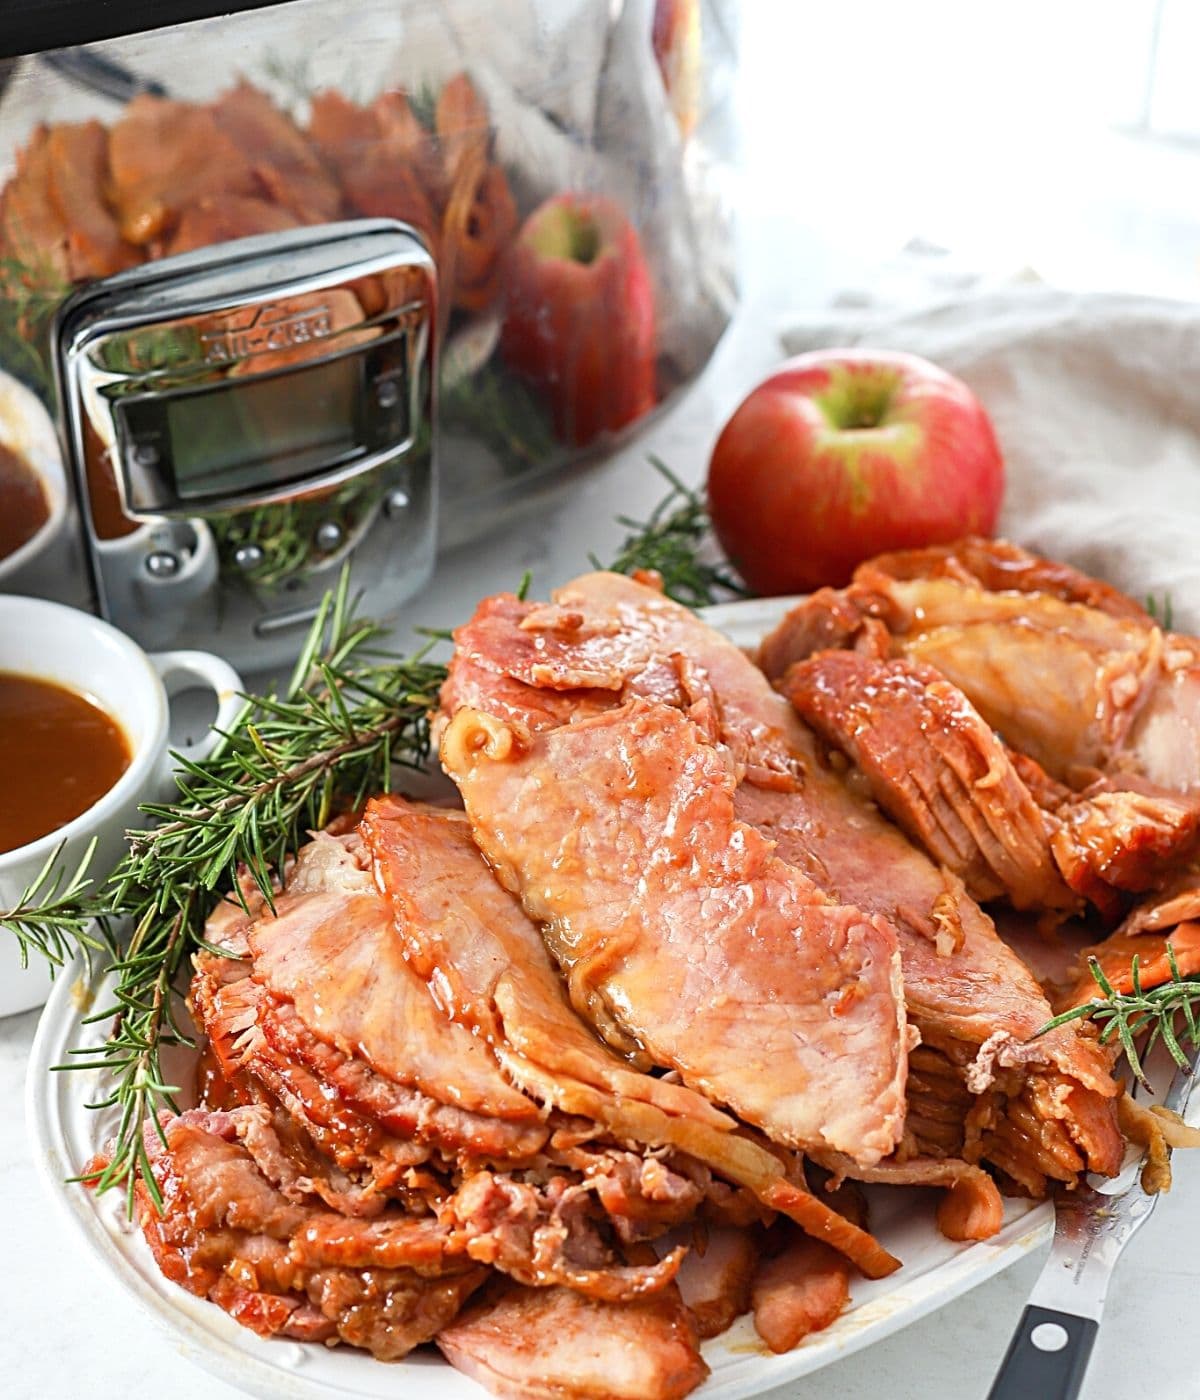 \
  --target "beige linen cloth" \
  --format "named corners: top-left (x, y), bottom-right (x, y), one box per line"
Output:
top-left (783, 286), bottom-right (1200, 630)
